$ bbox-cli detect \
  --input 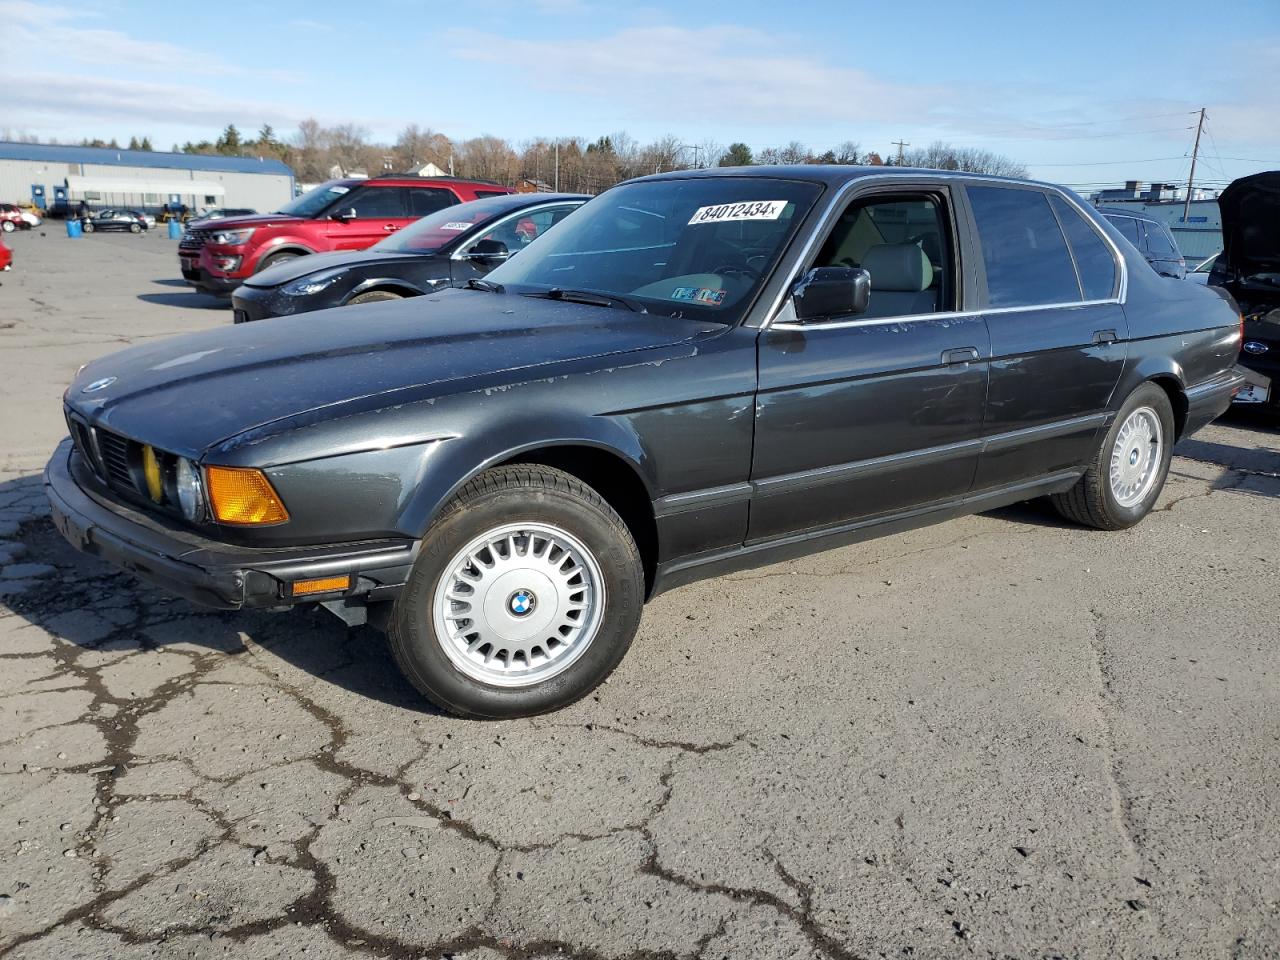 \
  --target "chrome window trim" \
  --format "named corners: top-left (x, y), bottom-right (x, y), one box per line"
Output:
top-left (759, 172), bottom-right (1128, 332)
top-left (448, 200), bottom-right (586, 261)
